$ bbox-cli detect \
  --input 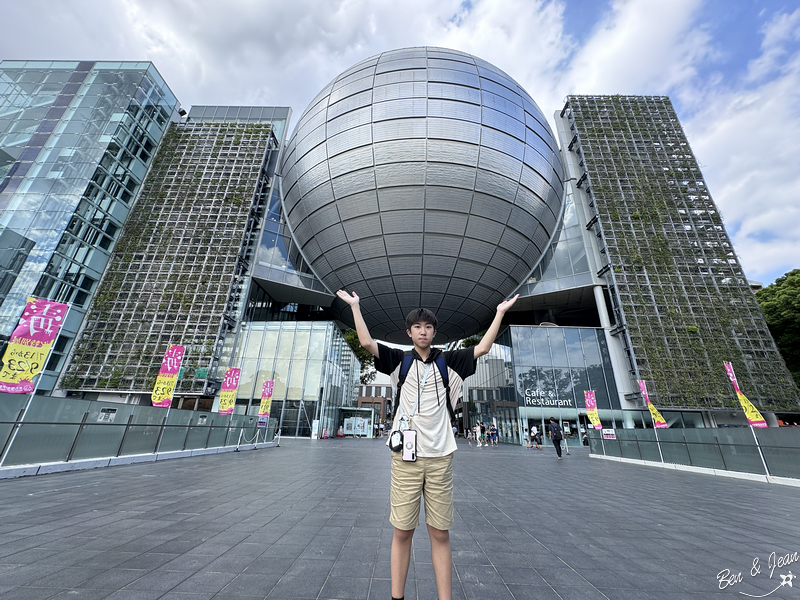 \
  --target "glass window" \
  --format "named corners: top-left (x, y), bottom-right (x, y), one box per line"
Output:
top-left (303, 360), bottom-right (323, 402)
top-left (272, 359), bottom-right (290, 401)
top-left (531, 328), bottom-right (551, 366)
top-left (244, 327), bottom-right (263, 358)
top-left (292, 329), bottom-right (310, 360)
top-left (261, 327), bottom-right (279, 361)
top-left (564, 328), bottom-right (584, 366)
top-left (237, 358), bottom-right (258, 399)
top-left (287, 361), bottom-right (306, 400)
top-left (548, 329), bottom-right (569, 367)
top-left (308, 327), bottom-right (328, 361)
top-left (511, 326), bottom-right (533, 366)
top-left (553, 242), bottom-right (573, 277)
top-left (276, 327), bottom-right (294, 359)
